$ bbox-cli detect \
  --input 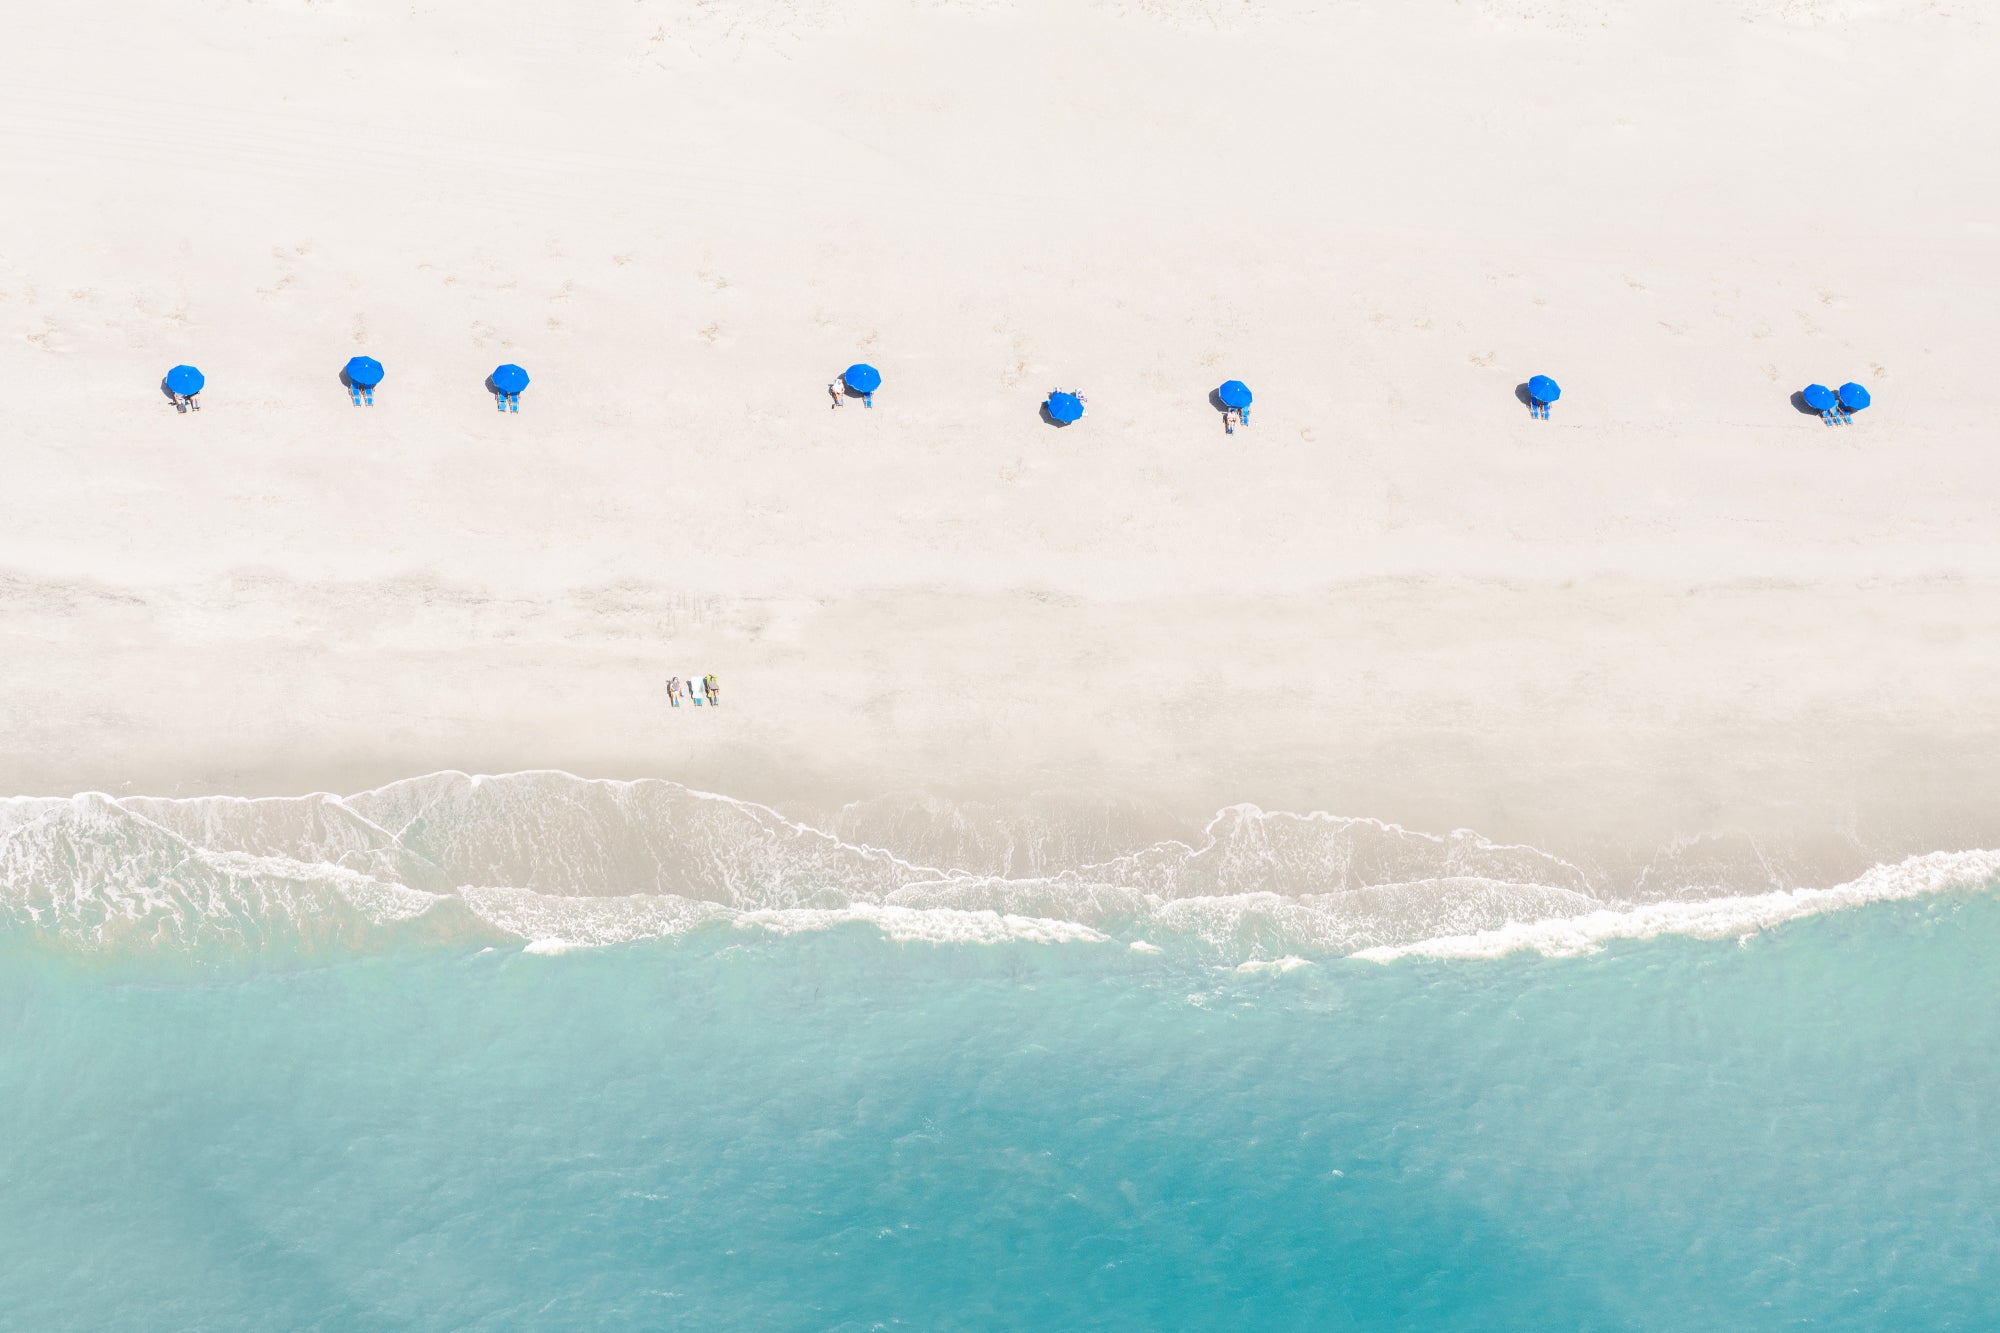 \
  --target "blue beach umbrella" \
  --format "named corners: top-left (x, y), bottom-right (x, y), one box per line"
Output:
top-left (1047, 391), bottom-right (1084, 424)
top-left (1802, 384), bottom-right (1837, 412)
top-left (1217, 380), bottom-right (1253, 409)
top-left (843, 363), bottom-right (881, 395)
top-left (1837, 382), bottom-right (1871, 412)
top-left (1528, 374), bottom-right (1561, 404)
top-left (165, 364), bottom-right (205, 396)
top-left (345, 356), bottom-right (384, 387)
top-left (491, 364), bottom-right (530, 395)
